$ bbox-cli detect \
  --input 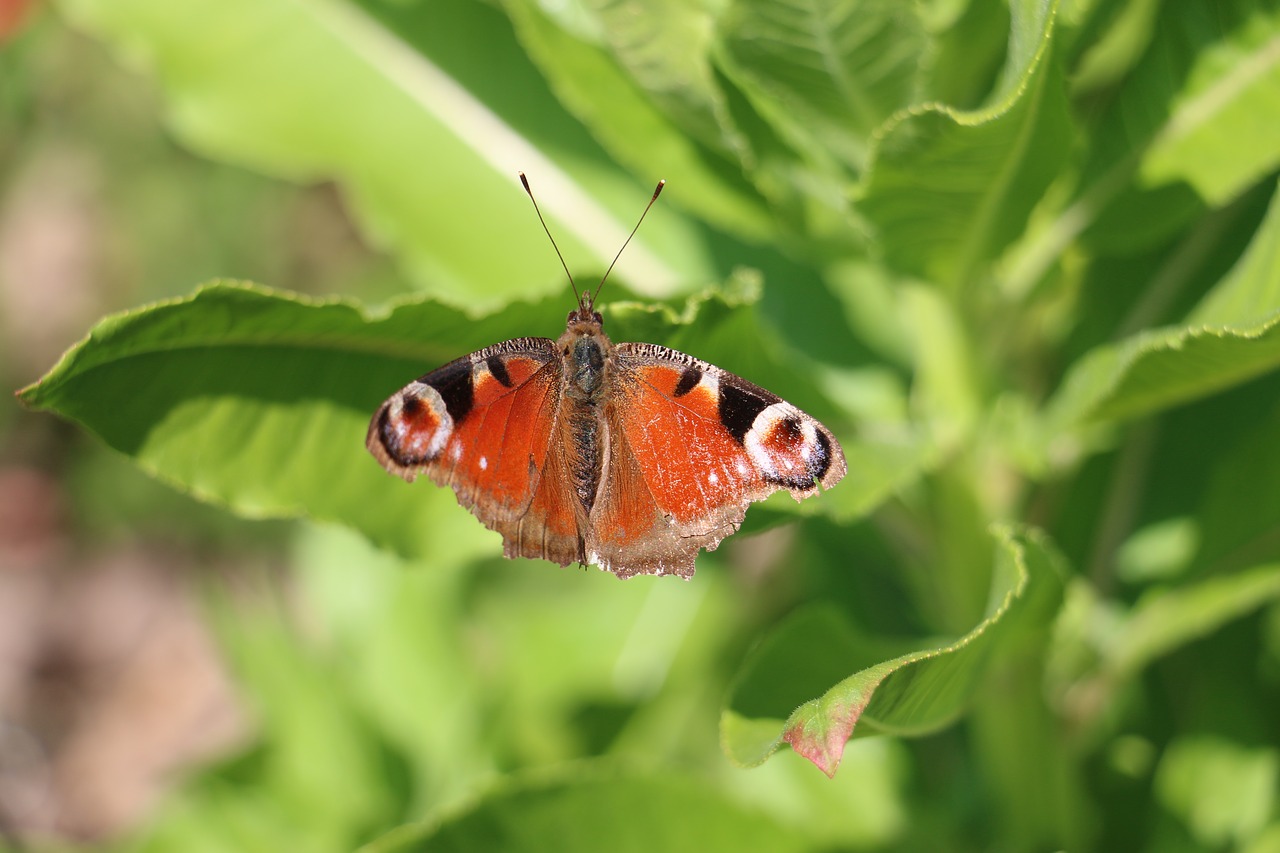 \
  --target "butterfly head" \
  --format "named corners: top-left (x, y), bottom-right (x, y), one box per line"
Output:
top-left (567, 289), bottom-right (604, 328)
